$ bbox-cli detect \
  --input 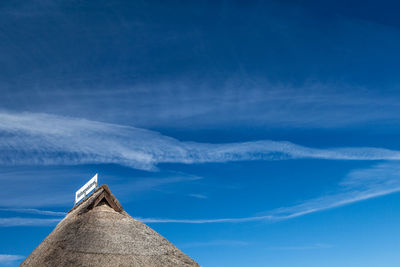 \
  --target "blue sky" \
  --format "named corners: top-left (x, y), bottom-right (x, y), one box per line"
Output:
top-left (1, 0), bottom-right (400, 266)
